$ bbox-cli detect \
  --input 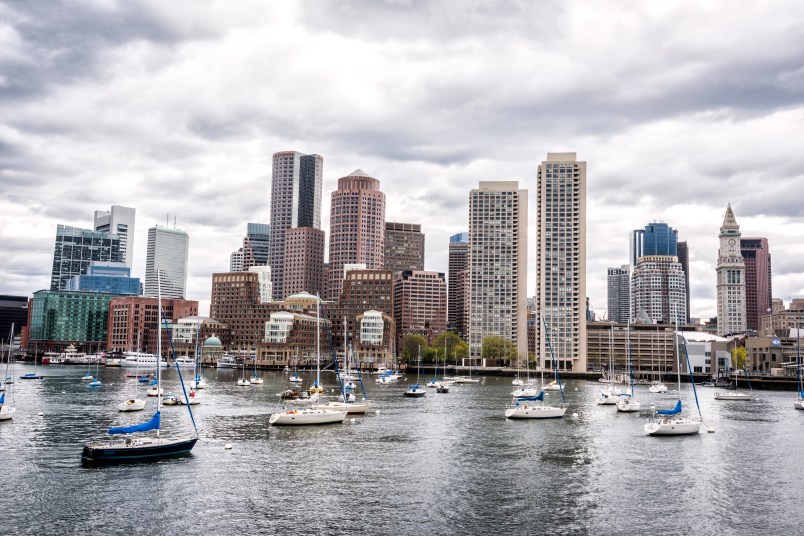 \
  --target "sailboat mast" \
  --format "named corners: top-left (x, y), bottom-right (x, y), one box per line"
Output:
top-left (316, 295), bottom-right (321, 389)
top-left (156, 269), bottom-right (162, 436)
top-left (674, 321), bottom-right (682, 394)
